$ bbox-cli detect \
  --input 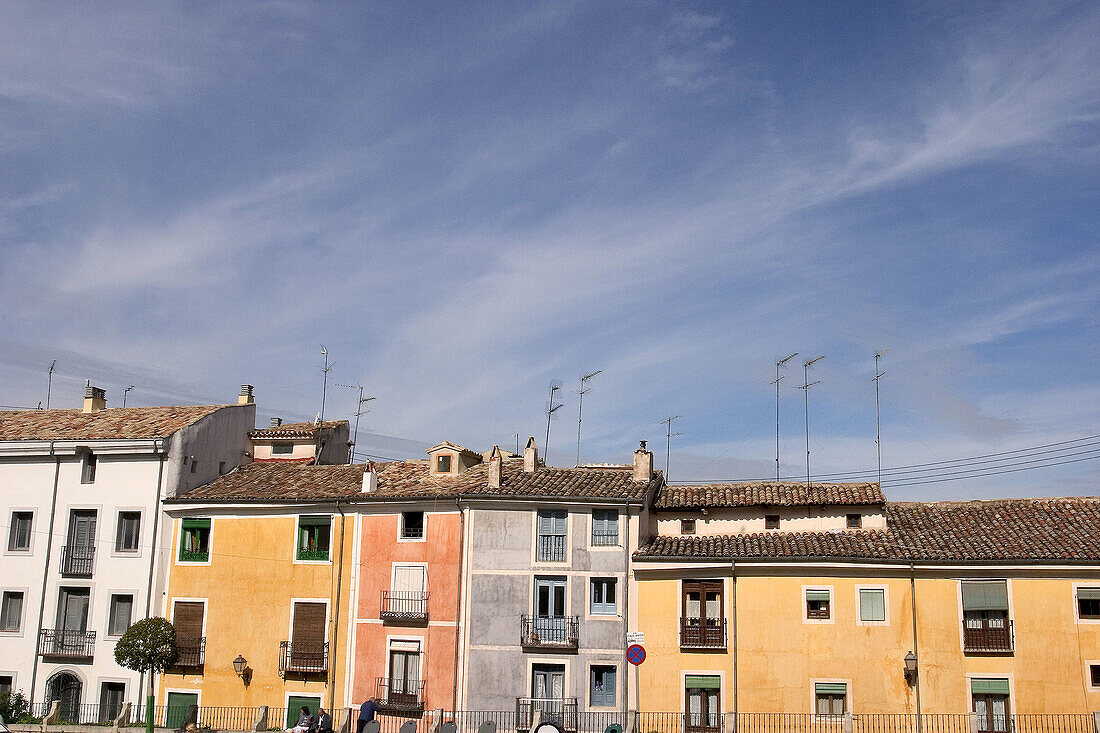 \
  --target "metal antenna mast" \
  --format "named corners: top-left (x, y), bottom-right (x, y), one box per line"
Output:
top-left (123, 385), bottom-right (135, 408)
top-left (337, 383), bottom-right (375, 464)
top-left (873, 349), bottom-right (889, 487)
top-left (799, 356), bottom-right (825, 488)
top-left (771, 353), bottom-right (798, 481)
top-left (576, 370), bottom-right (602, 467)
top-left (46, 360), bottom-right (56, 409)
top-left (661, 416), bottom-right (682, 480)
top-left (319, 346), bottom-right (334, 422)
top-left (545, 383), bottom-right (563, 465)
